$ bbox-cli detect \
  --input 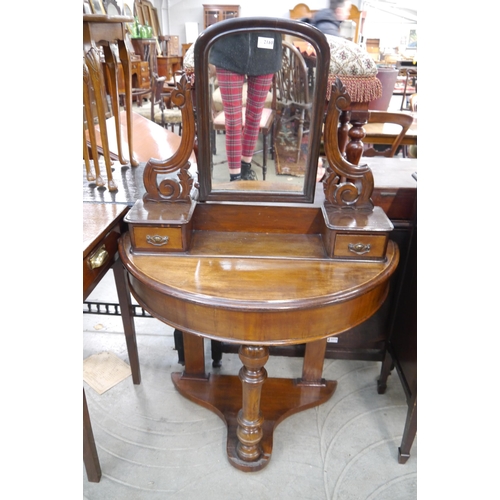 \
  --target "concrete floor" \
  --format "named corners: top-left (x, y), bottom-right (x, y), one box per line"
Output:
top-left (83, 270), bottom-right (417, 499)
